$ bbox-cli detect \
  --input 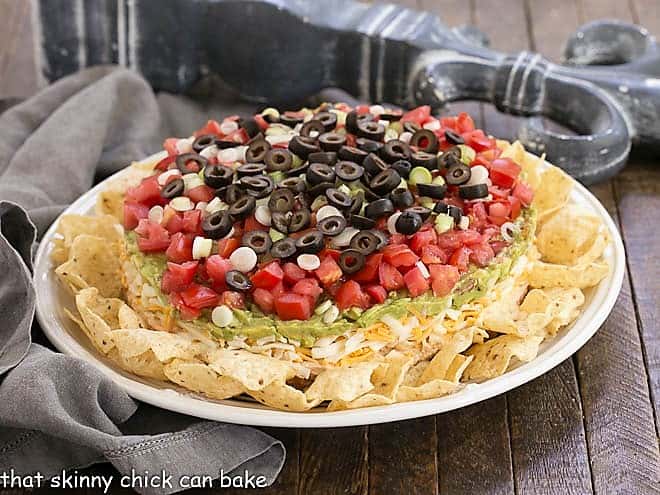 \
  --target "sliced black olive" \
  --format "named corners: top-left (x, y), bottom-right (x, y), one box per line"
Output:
top-left (403, 121), bottom-right (420, 134)
top-left (247, 132), bottom-right (265, 145)
top-left (225, 270), bottom-right (253, 291)
top-left (335, 161), bottom-right (364, 182)
top-left (239, 117), bottom-right (261, 138)
top-left (175, 153), bottom-right (207, 174)
top-left (201, 210), bottom-right (232, 239)
top-left (371, 229), bottom-right (389, 250)
top-left (395, 211), bottom-right (423, 235)
top-left (325, 188), bottom-right (353, 209)
top-left (349, 230), bottom-right (379, 256)
top-left (264, 148), bottom-right (293, 172)
top-left (391, 159), bottom-right (412, 178)
top-left (356, 120), bottom-right (386, 141)
top-left (228, 195), bottom-right (256, 220)
top-left (365, 198), bottom-right (394, 219)
top-left (390, 188), bottom-right (414, 208)
top-left (318, 215), bottom-right (347, 237)
top-left (300, 119), bottom-right (325, 138)
top-left (240, 175), bottom-right (274, 198)
top-left (409, 129), bottom-right (438, 153)
top-left (216, 139), bottom-right (239, 149)
top-left (237, 163), bottom-right (266, 177)
top-left (288, 135), bottom-right (320, 159)
top-left (280, 113), bottom-right (304, 128)
top-left (245, 138), bottom-right (271, 163)
top-left (261, 111), bottom-right (280, 124)
top-left (308, 151), bottom-right (337, 166)
top-left (356, 137), bottom-right (383, 154)
top-left (370, 169), bottom-right (402, 195)
top-left (338, 249), bottom-right (366, 274)
top-left (318, 132), bottom-right (347, 152)
top-left (446, 163), bottom-right (472, 185)
top-left (289, 209), bottom-right (311, 233)
top-left (378, 110), bottom-right (403, 121)
top-left (442, 203), bottom-right (463, 224)
top-left (417, 181), bottom-right (447, 199)
top-left (445, 129), bottom-right (465, 145)
top-left (411, 151), bottom-right (438, 170)
top-left (283, 161), bottom-right (309, 177)
top-left (294, 193), bottom-right (311, 211)
top-left (295, 230), bottom-right (324, 254)
top-left (192, 134), bottom-right (217, 153)
top-left (315, 111), bottom-right (338, 132)
top-left (203, 165), bottom-right (233, 188)
top-left (459, 183), bottom-right (489, 200)
top-left (349, 214), bottom-right (376, 230)
top-left (160, 178), bottom-right (184, 199)
top-left (349, 190), bottom-right (365, 215)
top-left (363, 153), bottom-right (389, 177)
top-left (346, 110), bottom-right (372, 134)
top-left (216, 183), bottom-right (244, 203)
top-left (338, 145), bottom-right (368, 164)
top-left (306, 163), bottom-right (336, 186)
top-left (271, 212), bottom-right (290, 234)
top-left (307, 181), bottom-right (335, 198)
top-left (269, 188), bottom-right (295, 213)
top-left (280, 176), bottom-right (306, 192)
top-left (361, 185), bottom-right (380, 202)
top-left (241, 230), bottom-right (272, 255)
top-left (271, 237), bottom-right (297, 258)
top-left (380, 139), bottom-right (411, 163)
top-left (405, 205), bottom-right (432, 221)
top-left (438, 147), bottom-right (463, 169)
